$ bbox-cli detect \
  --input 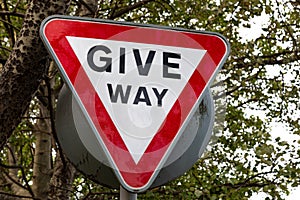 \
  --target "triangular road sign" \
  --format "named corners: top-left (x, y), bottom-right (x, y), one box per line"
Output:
top-left (40, 15), bottom-right (229, 192)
